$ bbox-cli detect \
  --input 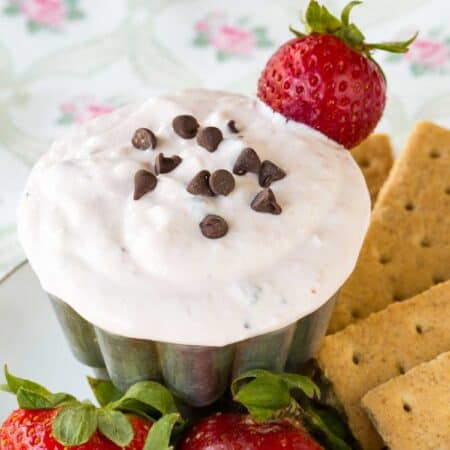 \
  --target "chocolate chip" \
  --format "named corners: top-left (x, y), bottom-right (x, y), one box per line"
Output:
top-left (259, 160), bottom-right (286, 187)
top-left (134, 169), bottom-right (157, 200)
top-left (251, 188), bottom-right (282, 215)
top-left (209, 169), bottom-right (235, 196)
top-left (197, 127), bottom-right (223, 152)
top-left (172, 115), bottom-right (199, 139)
top-left (155, 153), bottom-right (182, 174)
top-left (187, 170), bottom-right (215, 196)
top-left (132, 128), bottom-right (157, 150)
top-left (233, 148), bottom-right (261, 175)
top-left (199, 214), bottom-right (228, 239)
top-left (227, 120), bottom-right (239, 133)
